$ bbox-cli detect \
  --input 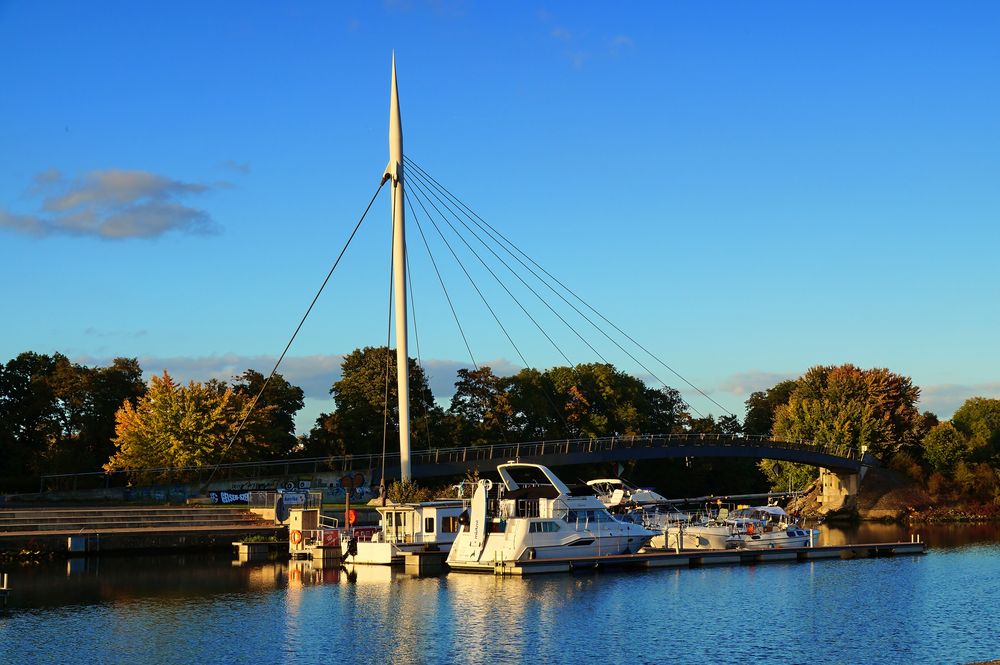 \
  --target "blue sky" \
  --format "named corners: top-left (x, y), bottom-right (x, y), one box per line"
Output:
top-left (2, 1), bottom-right (998, 433)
